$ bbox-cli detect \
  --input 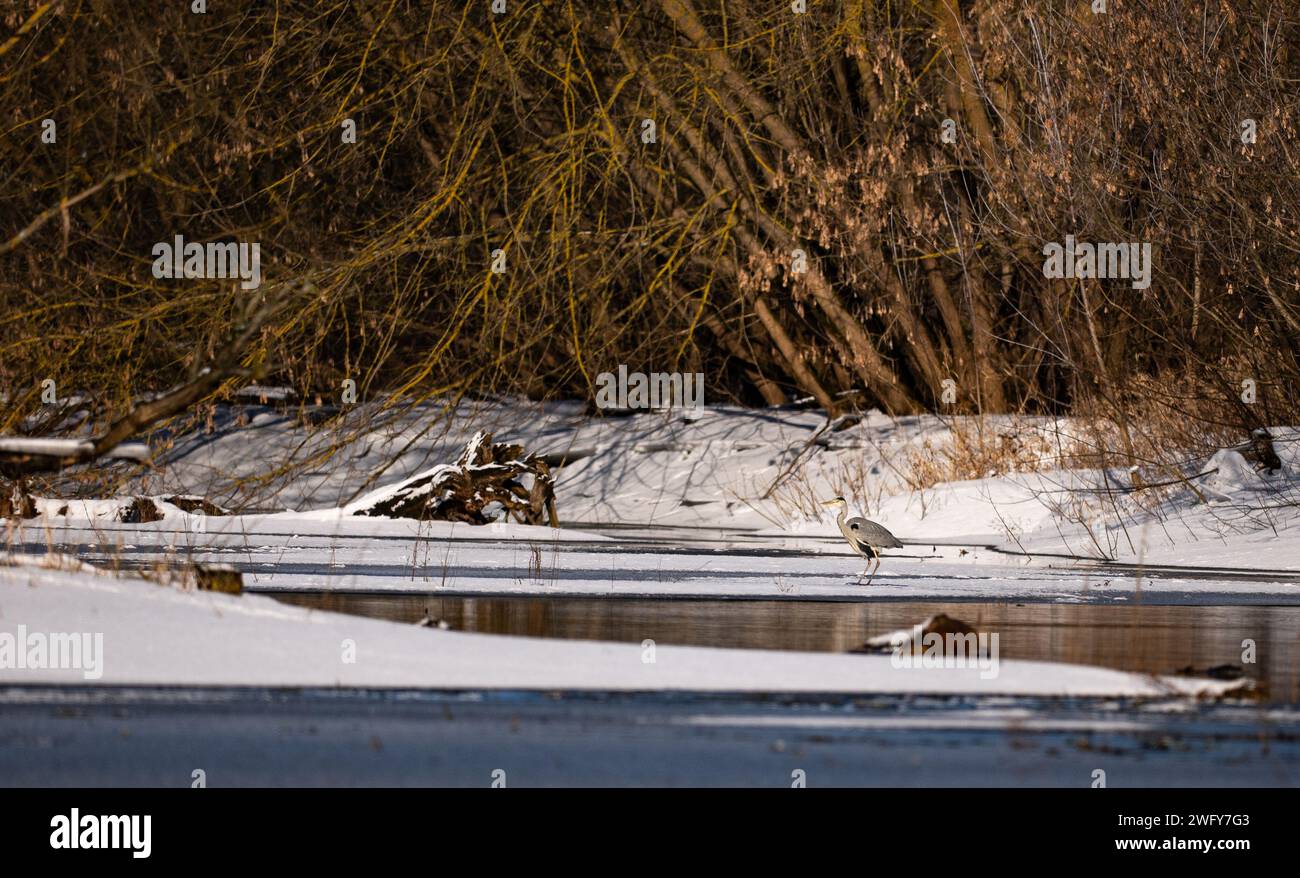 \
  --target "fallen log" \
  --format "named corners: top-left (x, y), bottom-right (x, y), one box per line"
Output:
top-left (352, 431), bottom-right (558, 527)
